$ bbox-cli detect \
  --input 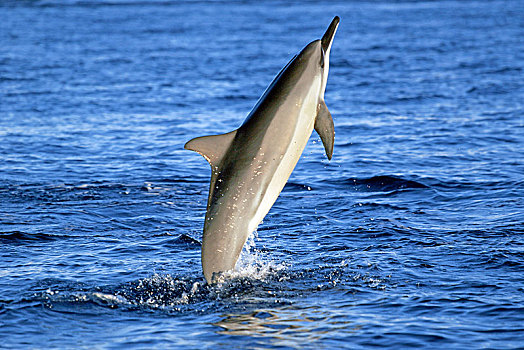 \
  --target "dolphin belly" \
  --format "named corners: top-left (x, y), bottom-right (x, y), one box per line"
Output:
top-left (248, 75), bottom-right (322, 235)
